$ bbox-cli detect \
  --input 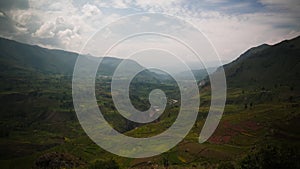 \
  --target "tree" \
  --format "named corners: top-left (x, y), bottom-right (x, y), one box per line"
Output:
top-left (89, 159), bottom-right (119, 169)
top-left (239, 144), bottom-right (300, 169)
